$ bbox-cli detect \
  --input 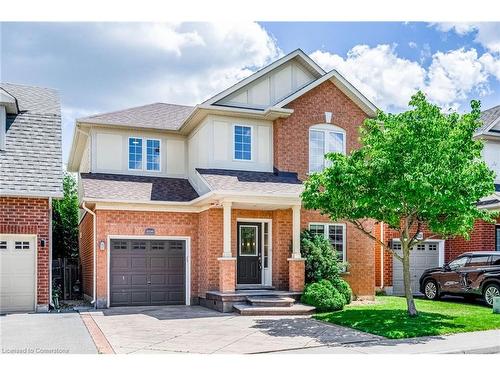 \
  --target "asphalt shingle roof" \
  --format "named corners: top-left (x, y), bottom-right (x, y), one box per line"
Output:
top-left (479, 104), bottom-right (500, 133)
top-left (196, 168), bottom-right (303, 196)
top-left (78, 102), bottom-right (194, 131)
top-left (0, 83), bottom-right (63, 197)
top-left (80, 173), bottom-right (199, 202)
